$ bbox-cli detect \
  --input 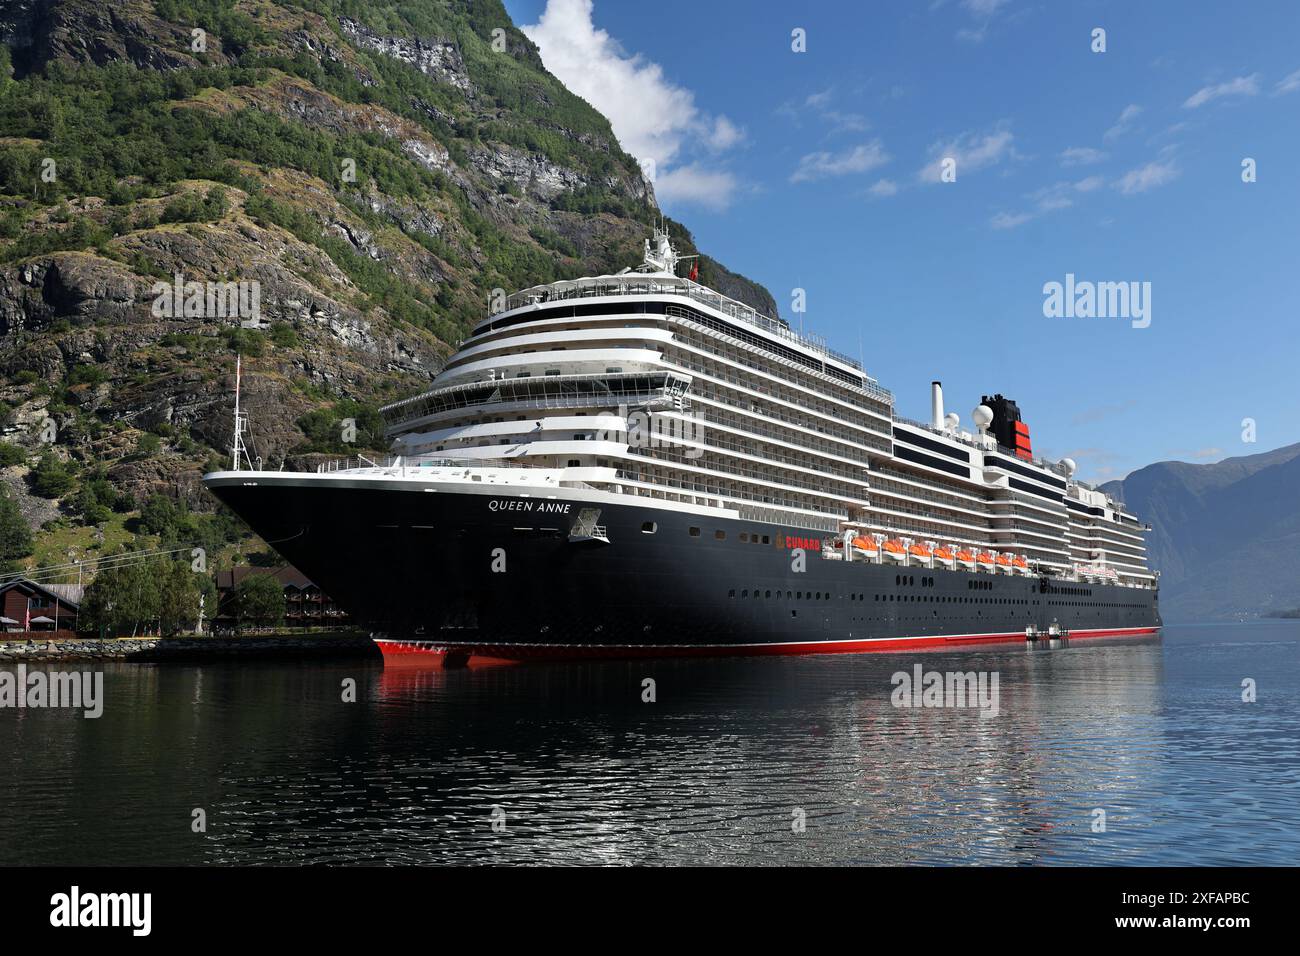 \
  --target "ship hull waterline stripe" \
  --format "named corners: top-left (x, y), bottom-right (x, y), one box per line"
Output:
top-left (375, 626), bottom-right (1161, 662)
